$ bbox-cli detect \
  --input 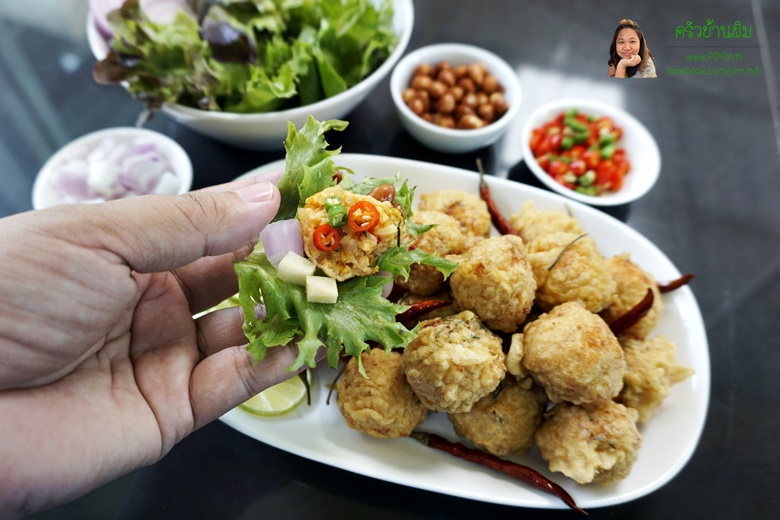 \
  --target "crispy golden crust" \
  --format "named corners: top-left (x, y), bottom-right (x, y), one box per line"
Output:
top-left (401, 311), bottom-right (506, 413)
top-left (526, 231), bottom-right (616, 313)
top-left (601, 253), bottom-right (663, 339)
top-left (618, 335), bottom-right (694, 422)
top-left (449, 235), bottom-right (536, 333)
top-left (509, 200), bottom-right (584, 243)
top-left (535, 401), bottom-right (642, 485)
top-left (299, 186), bottom-right (404, 281)
top-left (336, 349), bottom-right (428, 438)
top-left (396, 210), bottom-right (466, 296)
top-left (418, 190), bottom-right (491, 238)
top-left (521, 302), bottom-right (625, 405)
top-left (448, 377), bottom-right (547, 457)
